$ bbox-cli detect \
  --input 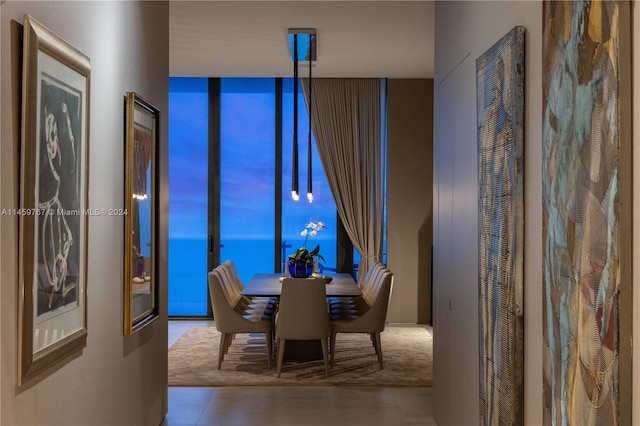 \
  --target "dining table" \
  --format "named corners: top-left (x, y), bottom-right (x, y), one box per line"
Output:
top-left (241, 272), bottom-right (362, 298)
top-left (241, 272), bottom-right (361, 361)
